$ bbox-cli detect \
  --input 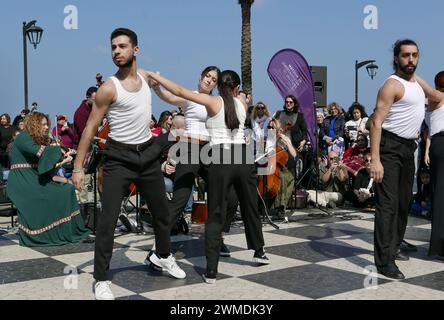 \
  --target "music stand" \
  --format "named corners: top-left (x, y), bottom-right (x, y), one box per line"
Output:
top-left (304, 103), bottom-right (330, 217)
top-left (120, 186), bottom-right (142, 234)
top-left (84, 142), bottom-right (103, 234)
